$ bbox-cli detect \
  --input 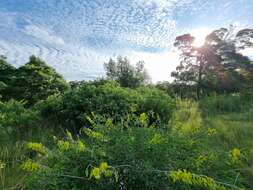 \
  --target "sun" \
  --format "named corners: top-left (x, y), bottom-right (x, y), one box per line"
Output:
top-left (191, 28), bottom-right (211, 47)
